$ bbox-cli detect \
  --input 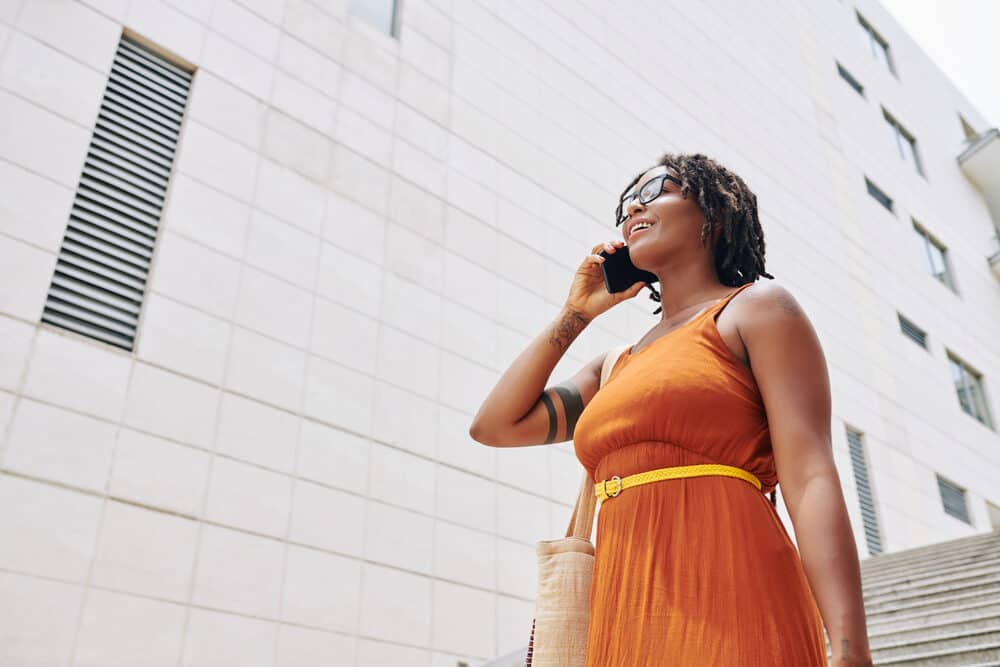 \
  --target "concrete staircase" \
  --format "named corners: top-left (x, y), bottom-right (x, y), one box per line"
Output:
top-left (486, 530), bottom-right (1000, 666)
top-left (828, 529), bottom-right (1000, 666)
